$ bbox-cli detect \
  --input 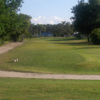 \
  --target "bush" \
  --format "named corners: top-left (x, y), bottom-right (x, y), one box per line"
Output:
top-left (91, 28), bottom-right (100, 45)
